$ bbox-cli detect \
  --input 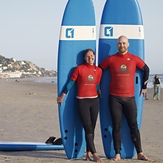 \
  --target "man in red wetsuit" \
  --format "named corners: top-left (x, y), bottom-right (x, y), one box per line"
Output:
top-left (57, 49), bottom-right (103, 163)
top-left (99, 35), bottom-right (149, 161)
